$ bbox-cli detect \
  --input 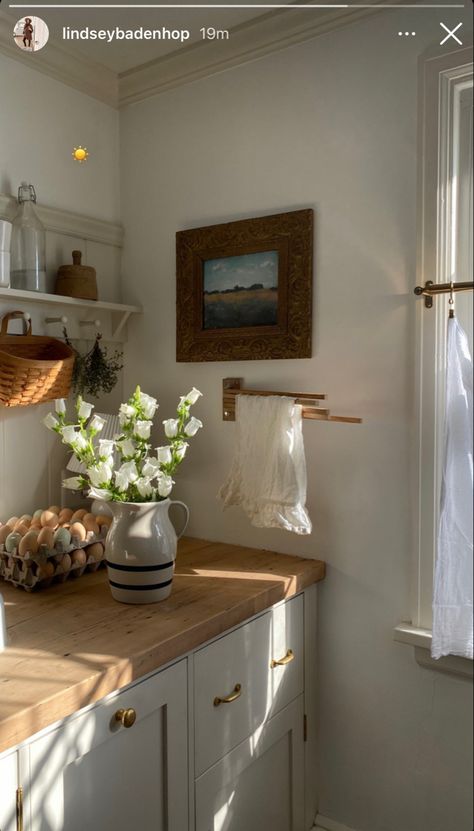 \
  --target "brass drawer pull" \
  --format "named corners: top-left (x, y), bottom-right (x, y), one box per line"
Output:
top-left (271, 649), bottom-right (294, 668)
top-left (16, 786), bottom-right (23, 831)
top-left (214, 683), bottom-right (242, 707)
top-left (115, 707), bottom-right (137, 728)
